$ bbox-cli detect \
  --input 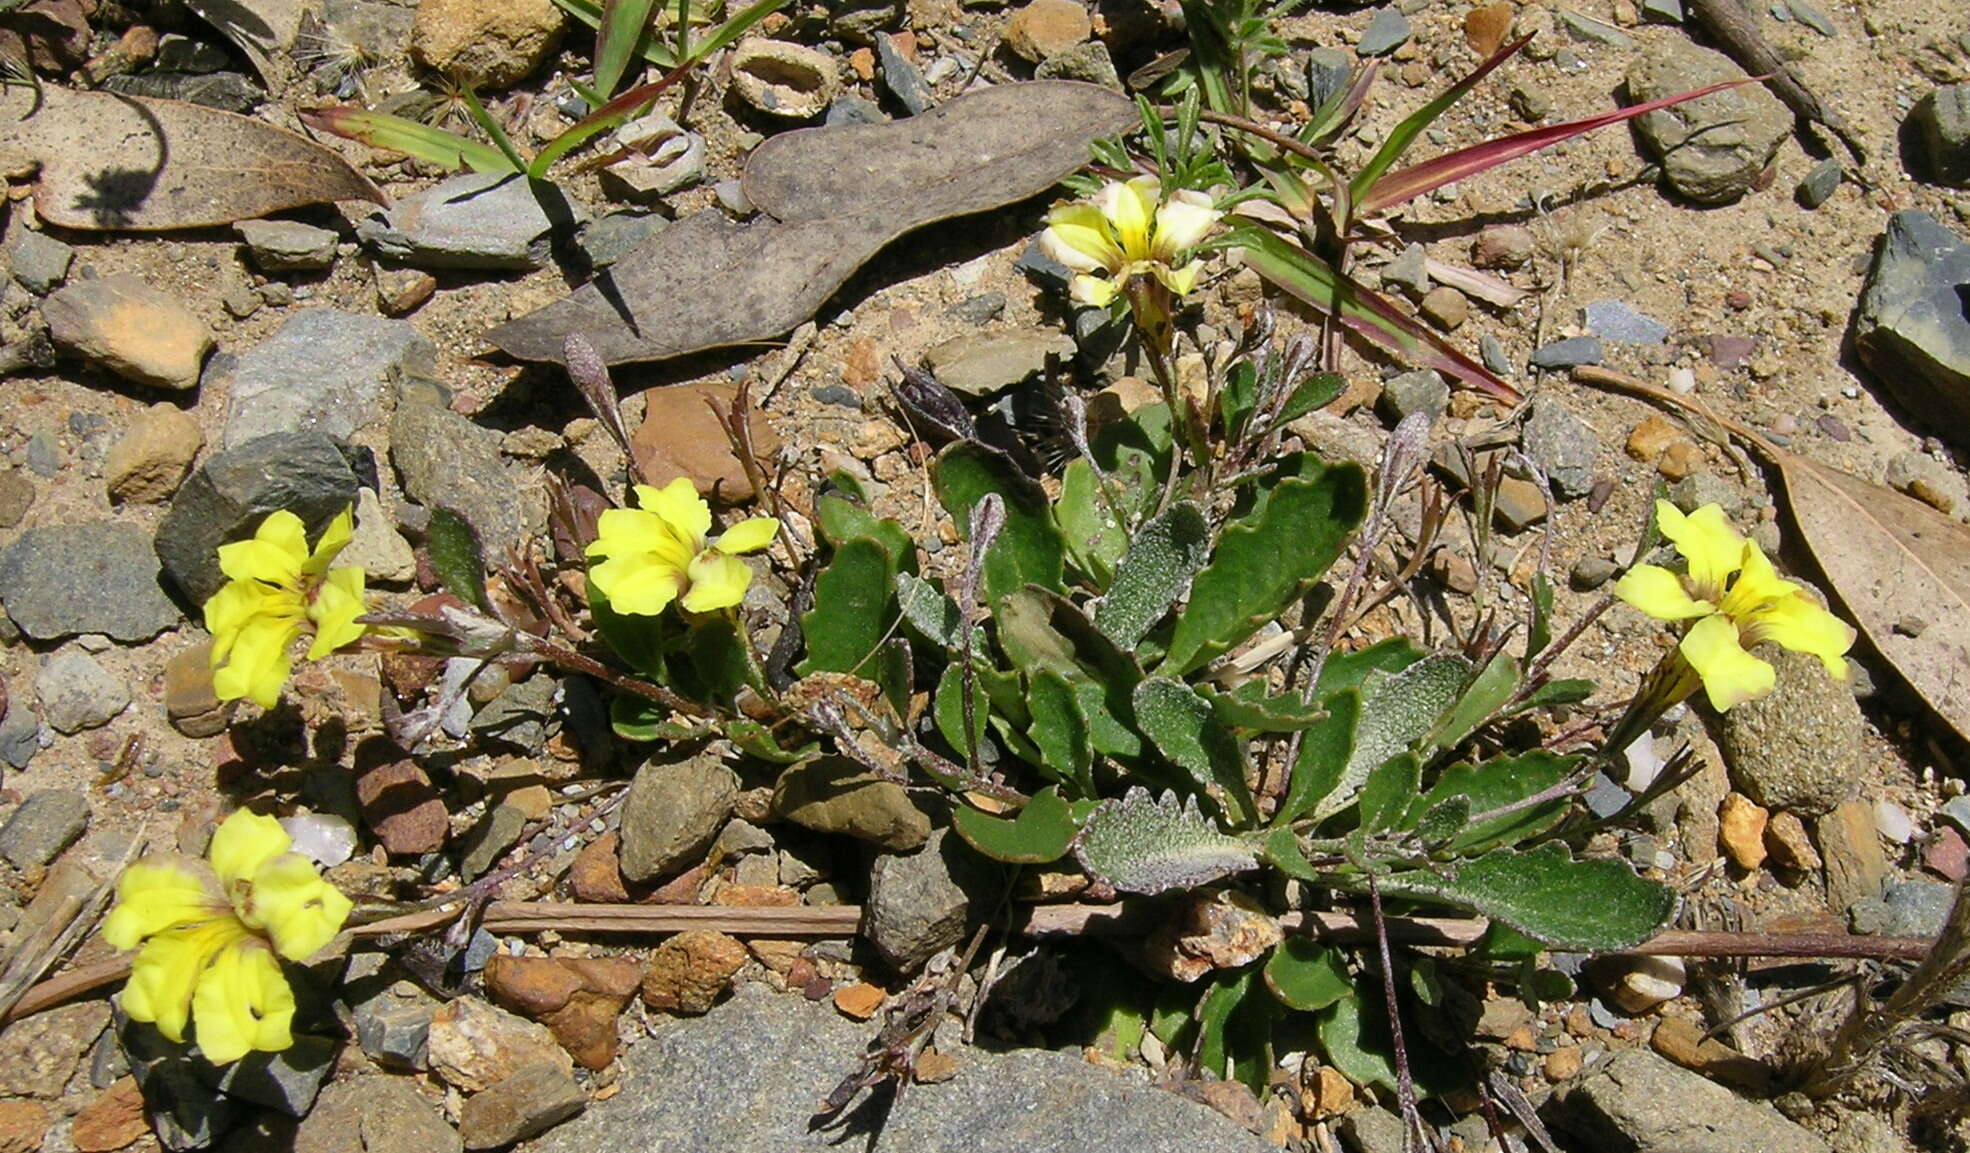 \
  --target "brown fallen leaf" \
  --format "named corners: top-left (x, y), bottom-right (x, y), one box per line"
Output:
top-left (0, 84), bottom-right (382, 231)
top-left (487, 81), bottom-right (1135, 367)
top-left (182, 0), bottom-right (308, 85)
top-left (1575, 366), bottom-right (1970, 745)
